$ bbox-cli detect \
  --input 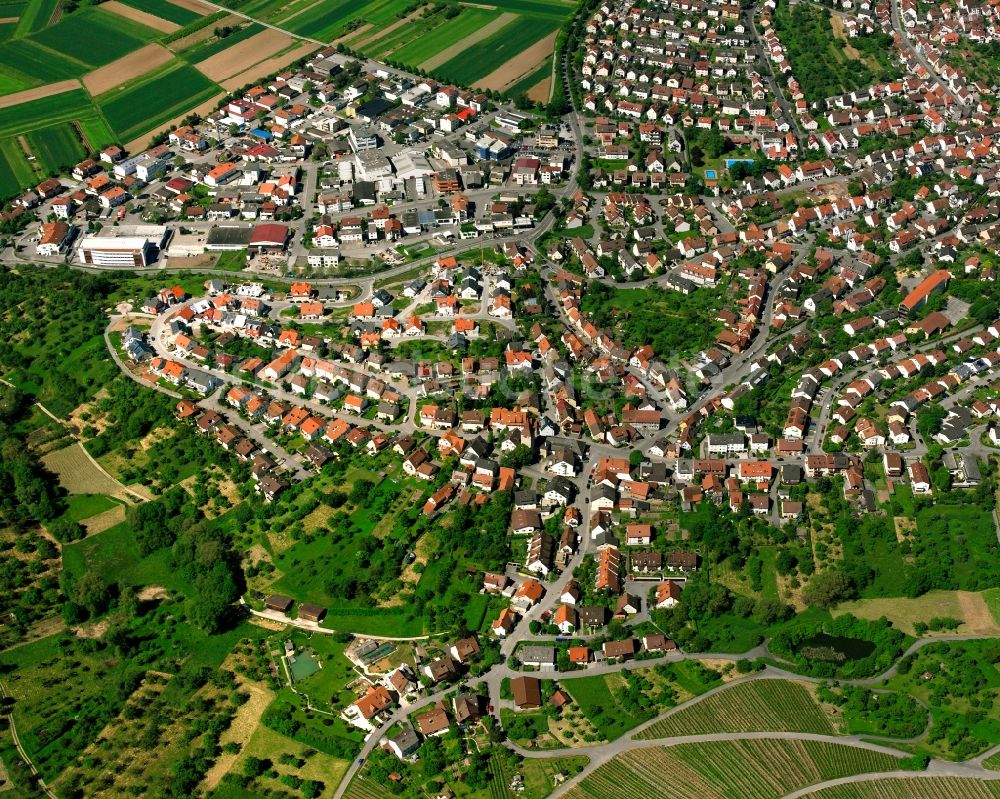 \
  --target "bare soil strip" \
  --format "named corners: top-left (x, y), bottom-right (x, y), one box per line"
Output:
top-left (219, 40), bottom-right (317, 89)
top-left (83, 43), bottom-right (174, 95)
top-left (474, 29), bottom-right (557, 90)
top-left (195, 27), bottom-right (293, 81)
top-left (352, 5), bottom-right (428, 49)
top-left (81, 505), bottom-right (127, 536)
top-left (166, 0), bottom-right (216, 12)
top-left (0, 16), bottom-right (18, 22)
top-left (167, 13), bottom-right (240, 51)
top-left (124, 90), bottom-right (224, 152)
top-left (0, 79), bottom-right (80, 110)
top-left (527, 74), bottom-right (551, 102)
top-left (279, 0), bottom-right (324, 24)
top-left (460, 2), bottom-right (497, 8)
top-left (101, 0), bottom-right (180, 33)
top-left (333, 22), bottom-right (372, 46)
top-left (420, 10), bottom-right (516, 70)
top-left (957, 591), bottom-right (1000, 635)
